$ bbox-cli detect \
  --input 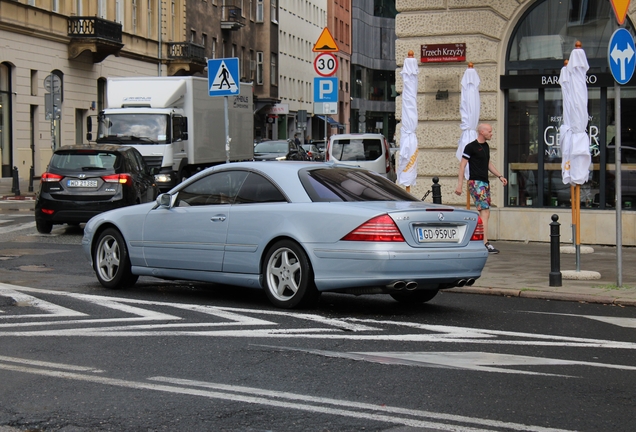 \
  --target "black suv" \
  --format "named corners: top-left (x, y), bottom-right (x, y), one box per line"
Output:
top-left (35, 145), bottom-right (159, 233)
